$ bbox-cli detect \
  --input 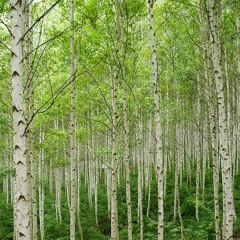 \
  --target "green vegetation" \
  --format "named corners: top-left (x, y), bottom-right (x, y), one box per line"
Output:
top-left (1, 170), bottom-right (240, 239)
top-left (1, 0), bottom-right (240, 239)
